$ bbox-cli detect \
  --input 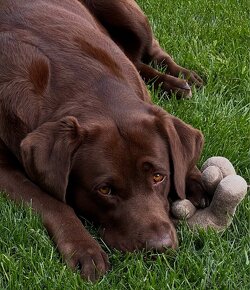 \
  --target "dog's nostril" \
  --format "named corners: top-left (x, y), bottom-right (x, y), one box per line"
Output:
top-left (146, 234), bottom-right (173, 252)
